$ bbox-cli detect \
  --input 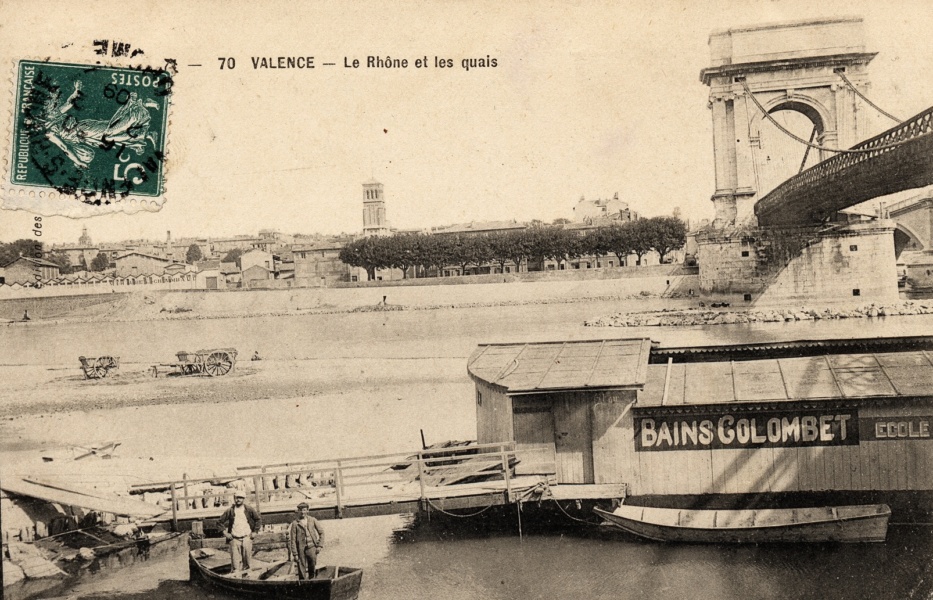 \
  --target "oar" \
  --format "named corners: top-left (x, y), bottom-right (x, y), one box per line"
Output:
top-left (257, 560), bottom-right (291, 581)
